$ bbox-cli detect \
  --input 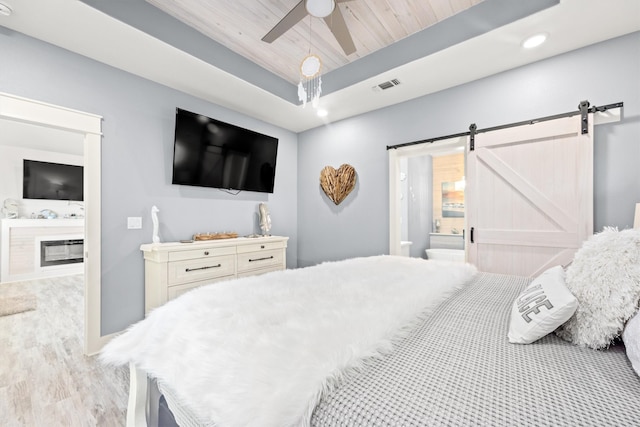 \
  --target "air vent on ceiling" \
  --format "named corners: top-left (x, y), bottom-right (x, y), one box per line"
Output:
top-left (372, 79), bottom-right (401, 92)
